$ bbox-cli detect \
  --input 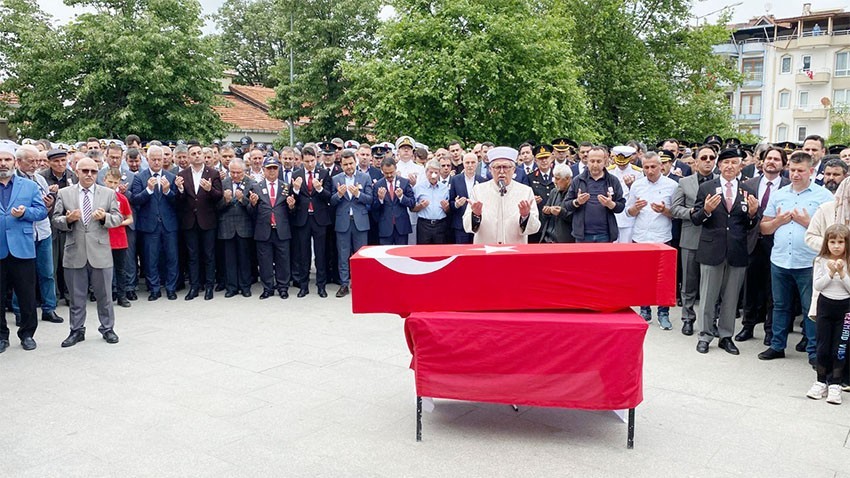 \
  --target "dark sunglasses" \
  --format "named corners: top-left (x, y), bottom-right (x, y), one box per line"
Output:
top-left (698, 155), bottom-right (716, 161)
top-left (78, 168), bottom-right (98, 175)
